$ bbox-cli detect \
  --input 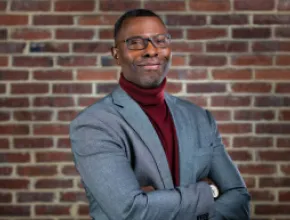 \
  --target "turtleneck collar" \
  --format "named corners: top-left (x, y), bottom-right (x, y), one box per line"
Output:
top-left (119, 73), bottom-right (166, 106)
